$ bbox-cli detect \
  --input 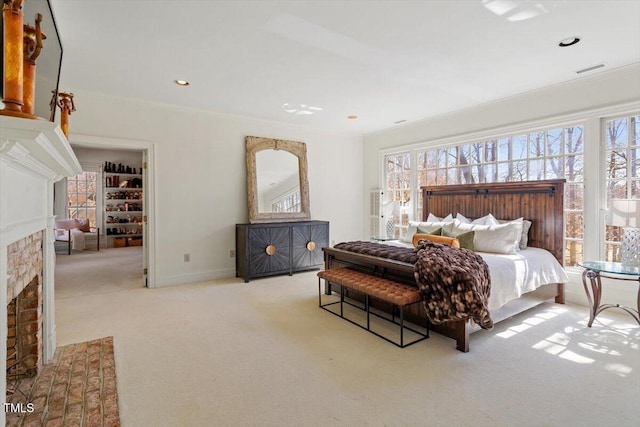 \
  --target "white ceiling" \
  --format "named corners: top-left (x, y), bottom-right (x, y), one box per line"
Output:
top-left (49, 0), bottom-right (640, 134)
